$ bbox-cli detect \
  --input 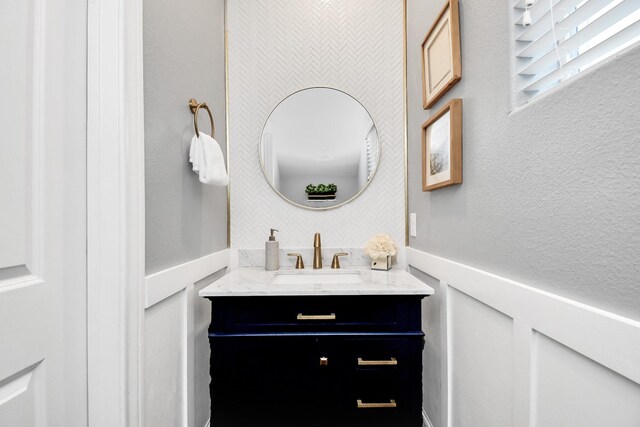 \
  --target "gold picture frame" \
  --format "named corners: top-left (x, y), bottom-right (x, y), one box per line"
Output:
top-left (421, 0), bottom-right (462, 110)
top-left (422, 99), bottom-right (462, 191)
